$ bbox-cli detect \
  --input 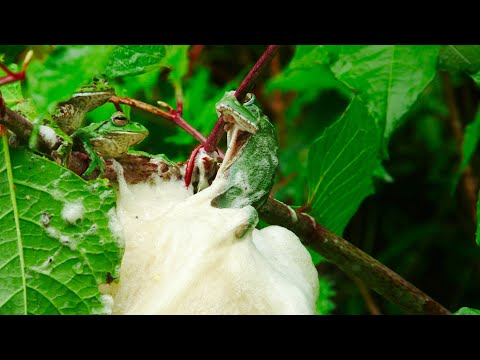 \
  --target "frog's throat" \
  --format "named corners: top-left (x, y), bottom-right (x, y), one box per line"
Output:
top-left (216, 105), bottom-right (258, 134)
top-left (217, 124), bottom-right (252, 177)
top-left (99, 131), bottom-right (148, 145)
